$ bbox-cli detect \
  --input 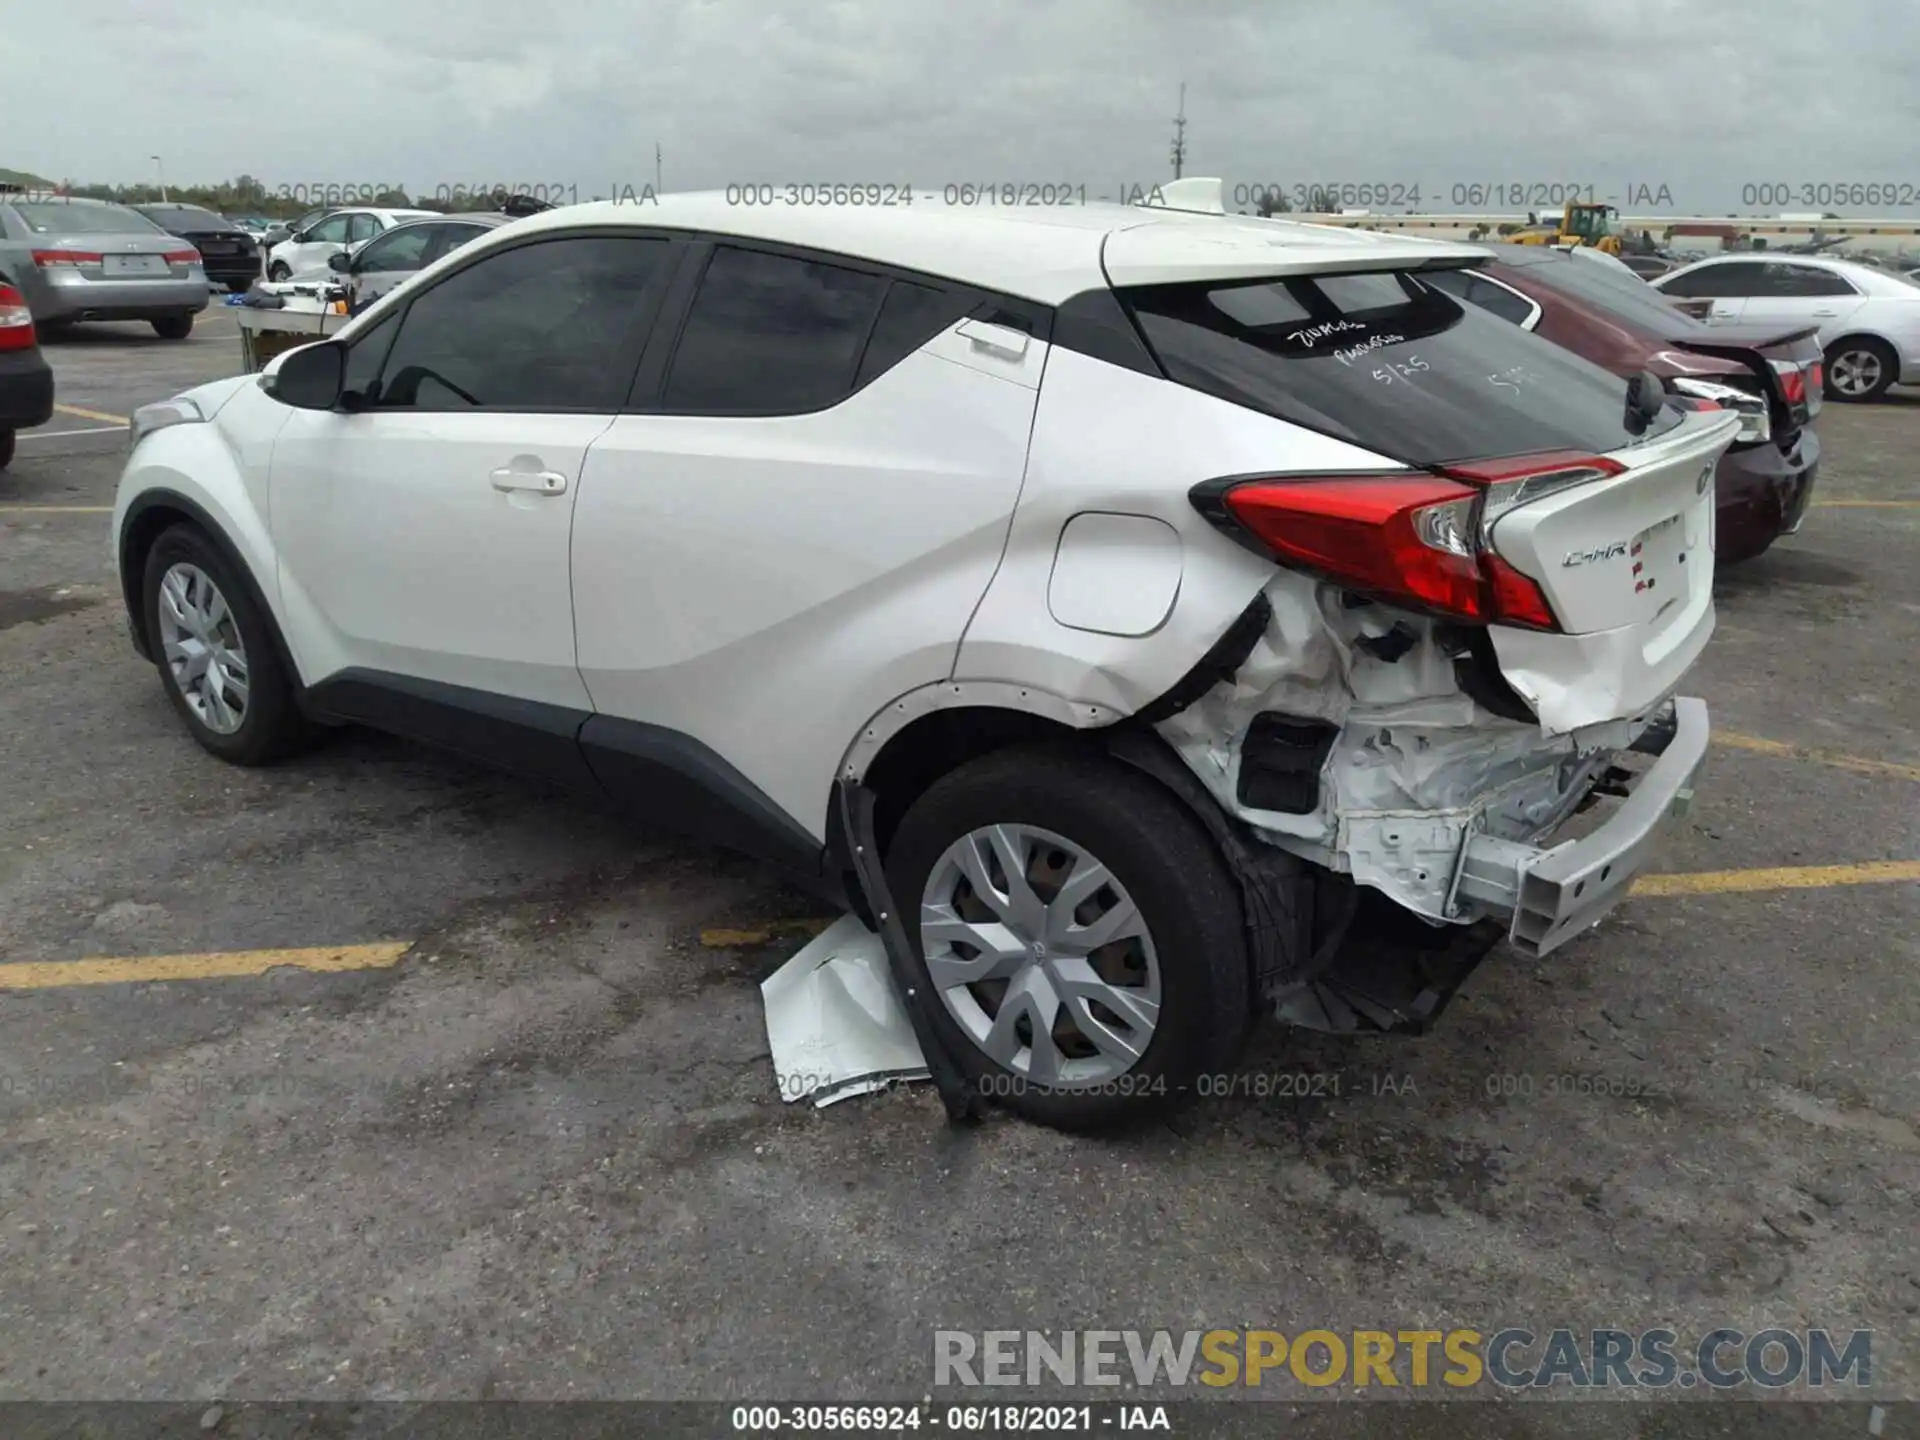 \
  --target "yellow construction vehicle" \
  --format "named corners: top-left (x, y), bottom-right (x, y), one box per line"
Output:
top-left (1511, 201), bottom-right (1623, 254)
